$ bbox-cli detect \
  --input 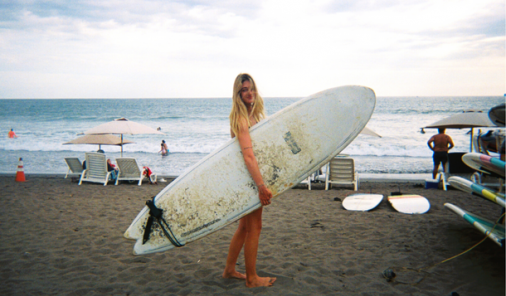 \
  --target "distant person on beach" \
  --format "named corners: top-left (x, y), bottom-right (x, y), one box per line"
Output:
top-left (222, 73), bottom-right (276, 288)
top-left (159, 140), bottom-right (169, 156)
top-left (8, 129), bottom-right (17, 138)
top-left (427, 128), bottom-right (455, 179)
top-left (107, 159), bottom-right (118, 180)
